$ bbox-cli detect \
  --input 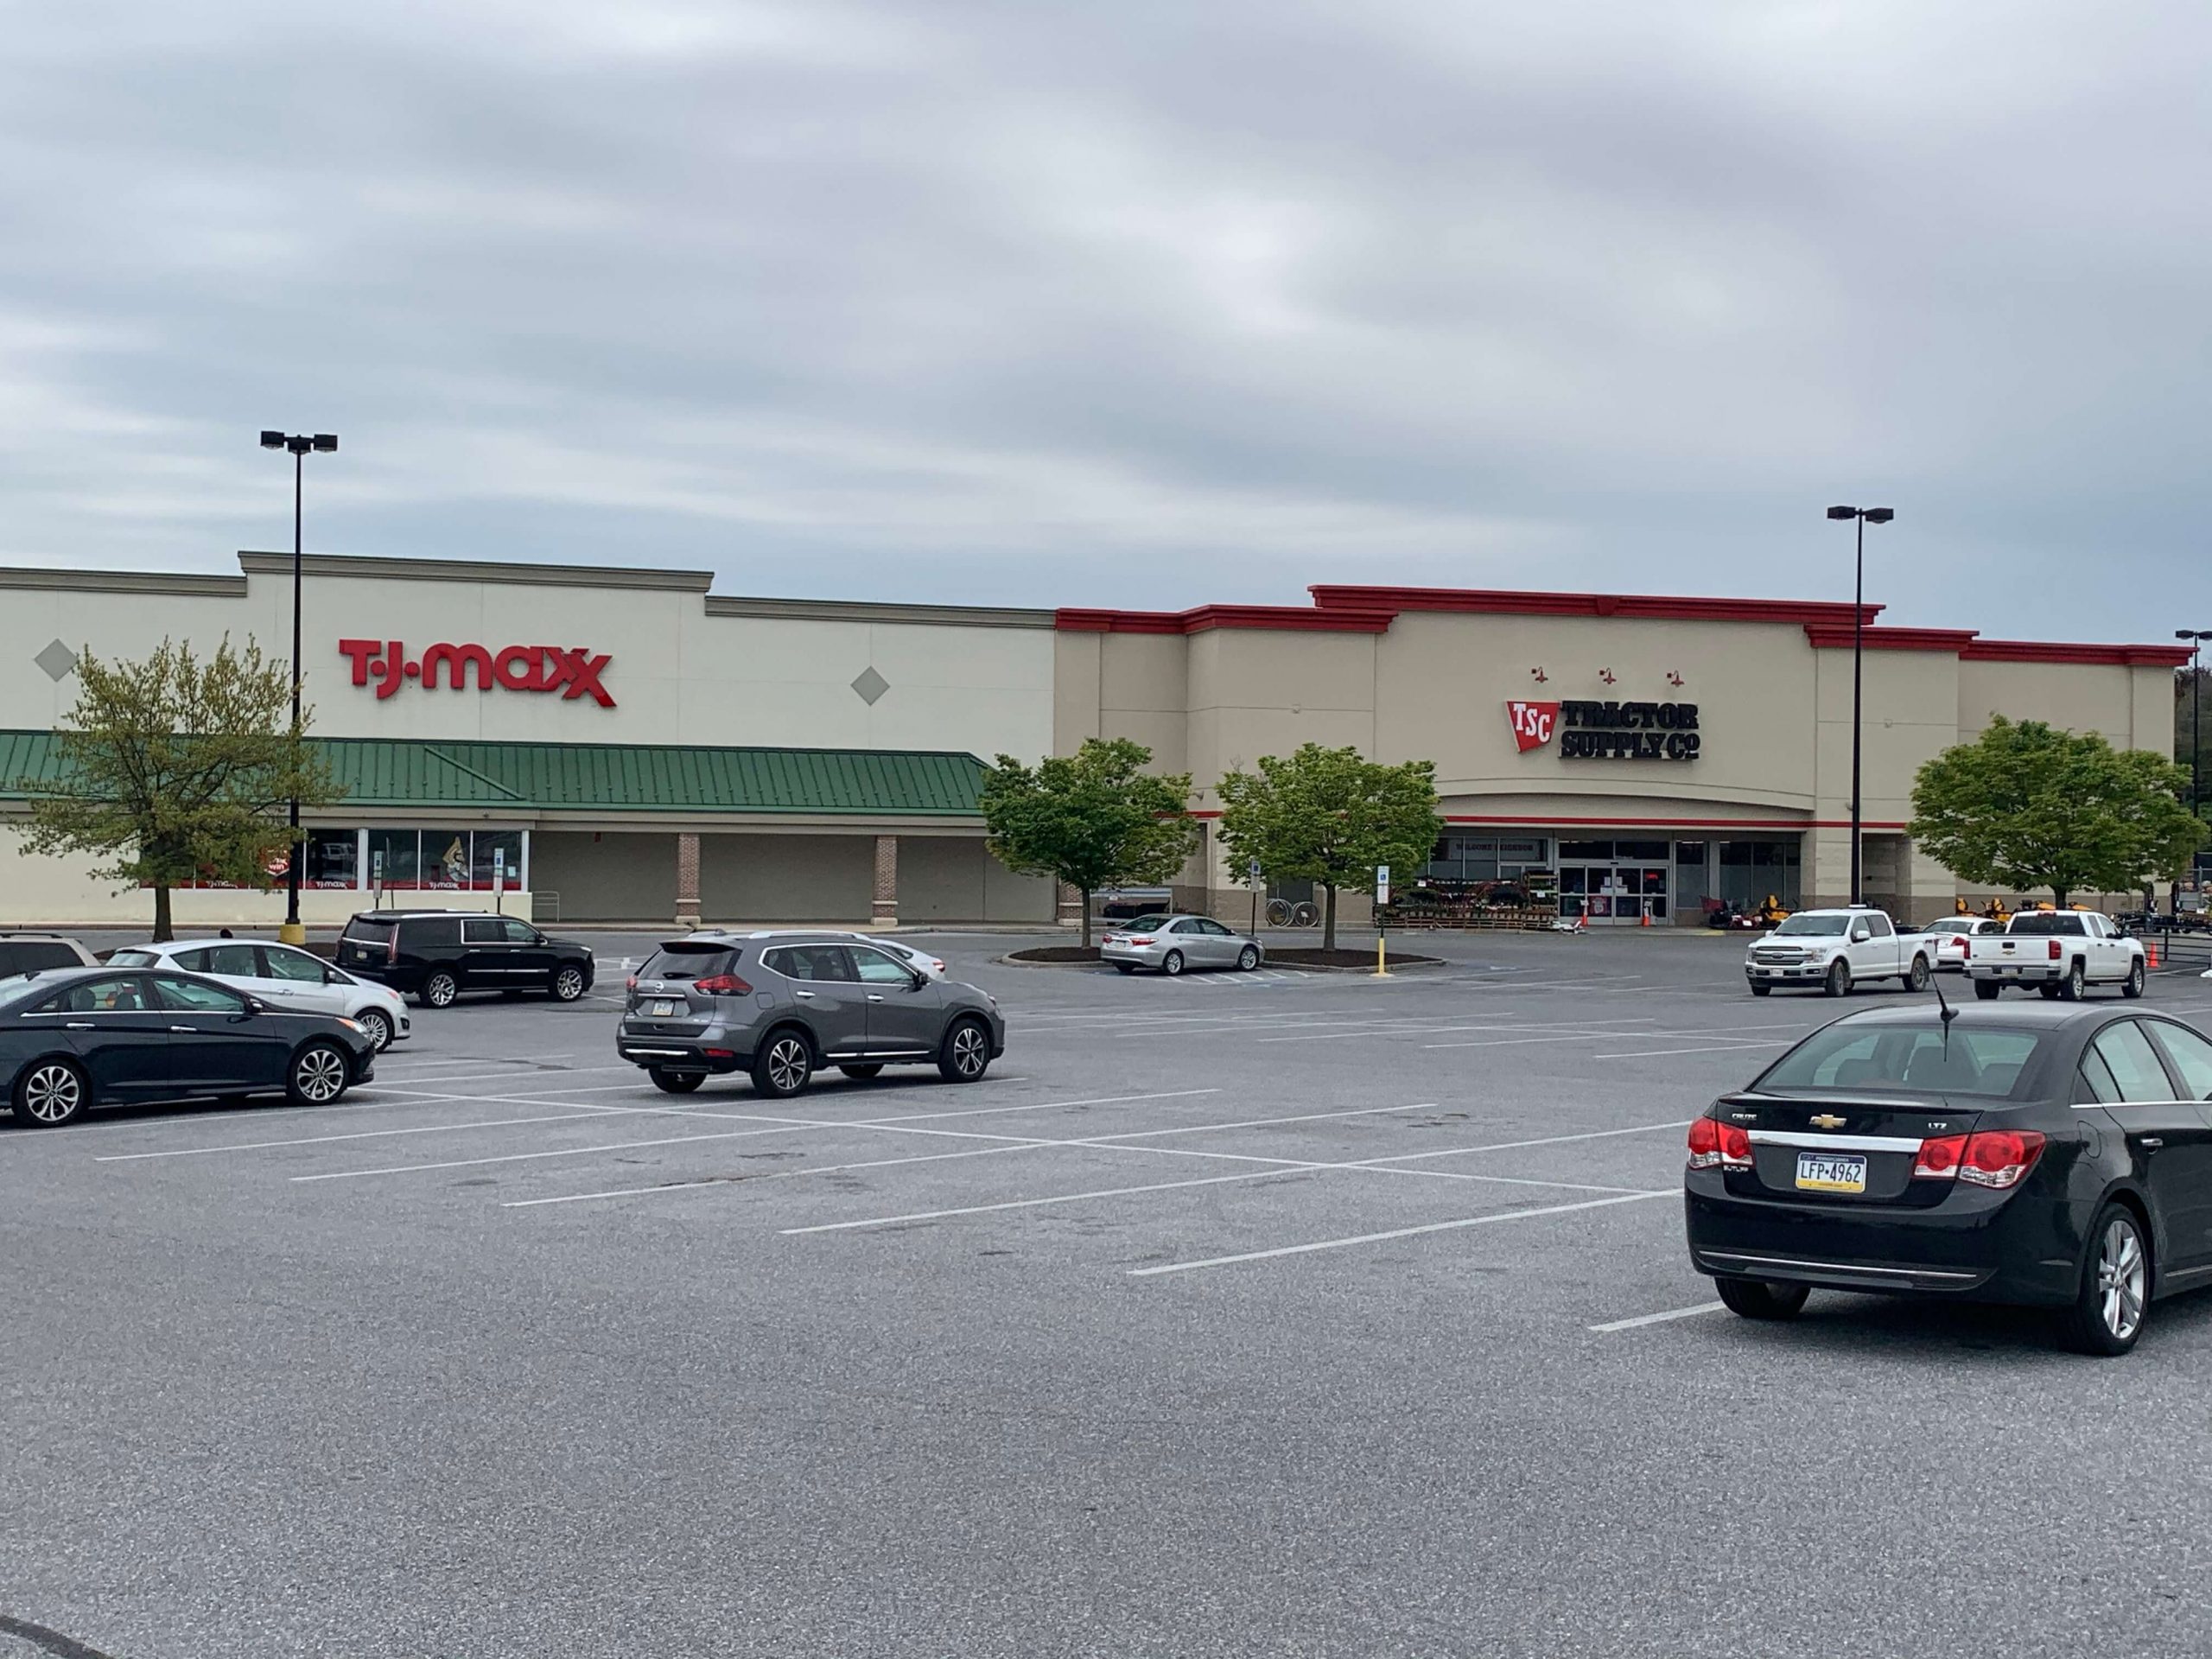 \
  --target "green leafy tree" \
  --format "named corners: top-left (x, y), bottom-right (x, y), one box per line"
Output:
top-left (1214, 743), bottom-right (1442, 950)
top-left (15, 637), bottom-right (343, 940)
top-left (979, 738), bottom-right (1197, 947)
top-left (1910, 716), bottom-right (2204, 908)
